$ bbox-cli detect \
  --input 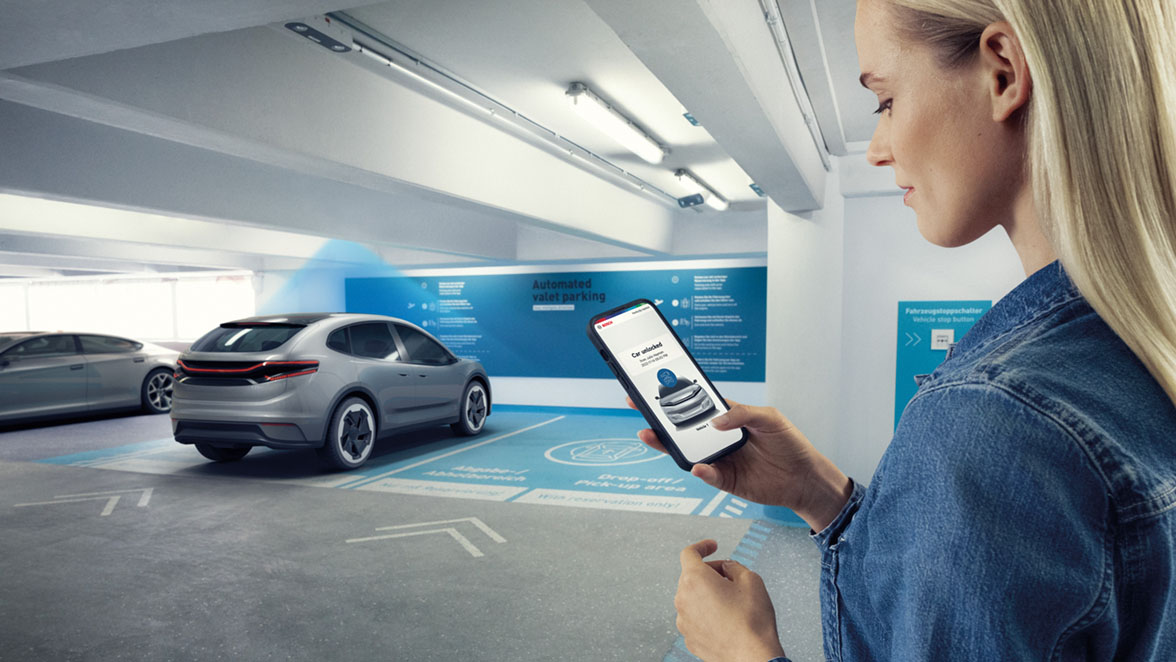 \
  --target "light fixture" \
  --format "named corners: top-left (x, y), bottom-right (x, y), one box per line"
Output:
top-left (675, 169), bottom-right (729, 211)
top-left (284, 16), bottom-right (352, 53)
top-left (566, 83), bottom-right (666, 164)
